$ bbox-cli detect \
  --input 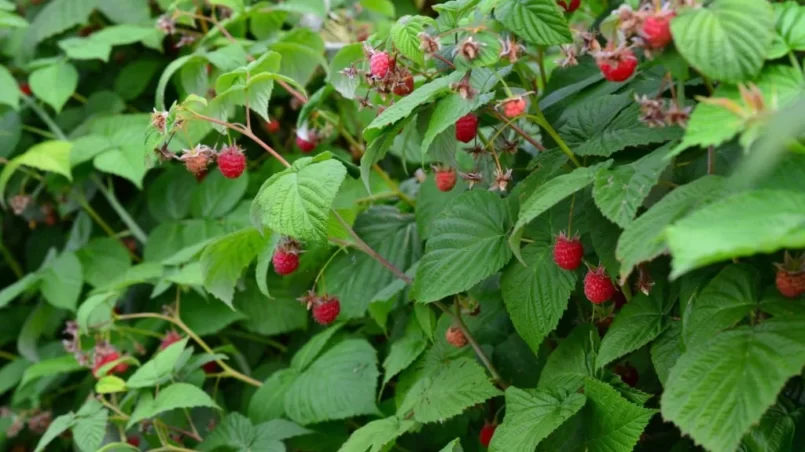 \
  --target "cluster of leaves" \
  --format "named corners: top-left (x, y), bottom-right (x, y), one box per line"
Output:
top-left (1, 0), bottom-right (805, 451)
